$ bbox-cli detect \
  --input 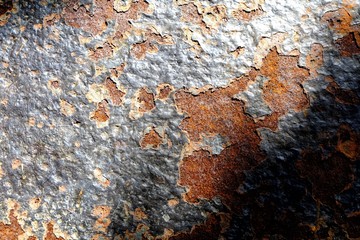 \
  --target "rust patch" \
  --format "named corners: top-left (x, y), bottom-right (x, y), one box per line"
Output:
top-left (130, 87), bottom-right (156, 119)
top-left (336, 124), bottom-right (360, 160)
top-left (140, 127), bottom-right (163, 149)
top-left (62, 0), bottom-right (149, 37)
top-left (232, 8), bottom-right (263, 21)
top-left (131, 31), bottom-right (174, 60)
top-left (29, 197), bottom-right (41, 210)
top-left (296, 125), bottom-right (357, 206)
top-left (104, 78), bottom-right (125, 106)
top-left (322, 8), bottom-right (353, 34)
top-left (0, 0), bottom-right (12, 16)
top-left (93, 206), bottom-right (111, 233)
top-left (131, 207), bottom-right (148, 221)
top-left (0, 209), bottom-right (25, 240)
top-left (11, 159), bottom-right (21, 170)
top-left (175, 48), bottom-right (311, 208)
top-left (335, 31), bottom-right (360, 57)
top-left (44, 222), bottom-right (65, 240)
top-left (90, 100), bottom-right (110, 127)
top-left (89, 42), bottom-right (114, 61)
top-left (306, 43), bottom-right (324, 77)
top-left (326, 77), bottom-right (360, 105)
top-left (138, 88), bottom-right (155, 112)
top-left (62, 0), bottom-right (115, 36)
top-left (93, 168), bottom-right (111, 188)
top-left (261, 48), bottom-right (310, 115)
top-left (156, 84), bottom-right (173, 100)
top-left (59, 100), bottom-right (75, 117)
top-left (179, 3), bottom-right (207, 32)
top-left (43, 13), bottom-right (60, 28)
